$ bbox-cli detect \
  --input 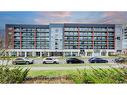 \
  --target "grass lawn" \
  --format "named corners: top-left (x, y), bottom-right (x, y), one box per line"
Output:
top-left (27, 67), bottom-right (120, 77)
top-left (28, 69), bottom-right (89, 77)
